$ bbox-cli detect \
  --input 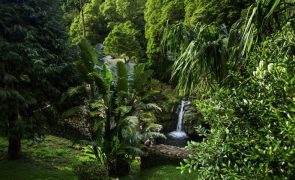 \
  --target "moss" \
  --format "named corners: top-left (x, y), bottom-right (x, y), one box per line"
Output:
top-left (0, 135), bottom-right (197, 179)
top-left (0, 135), bottom-right (93, 180)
